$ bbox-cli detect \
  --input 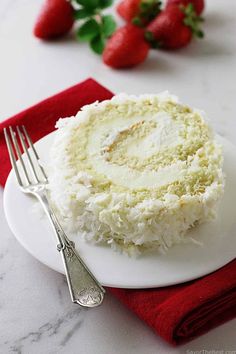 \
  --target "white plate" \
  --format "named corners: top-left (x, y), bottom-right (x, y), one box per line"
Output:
top-left (3, 132), bottom-right (236, 288)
